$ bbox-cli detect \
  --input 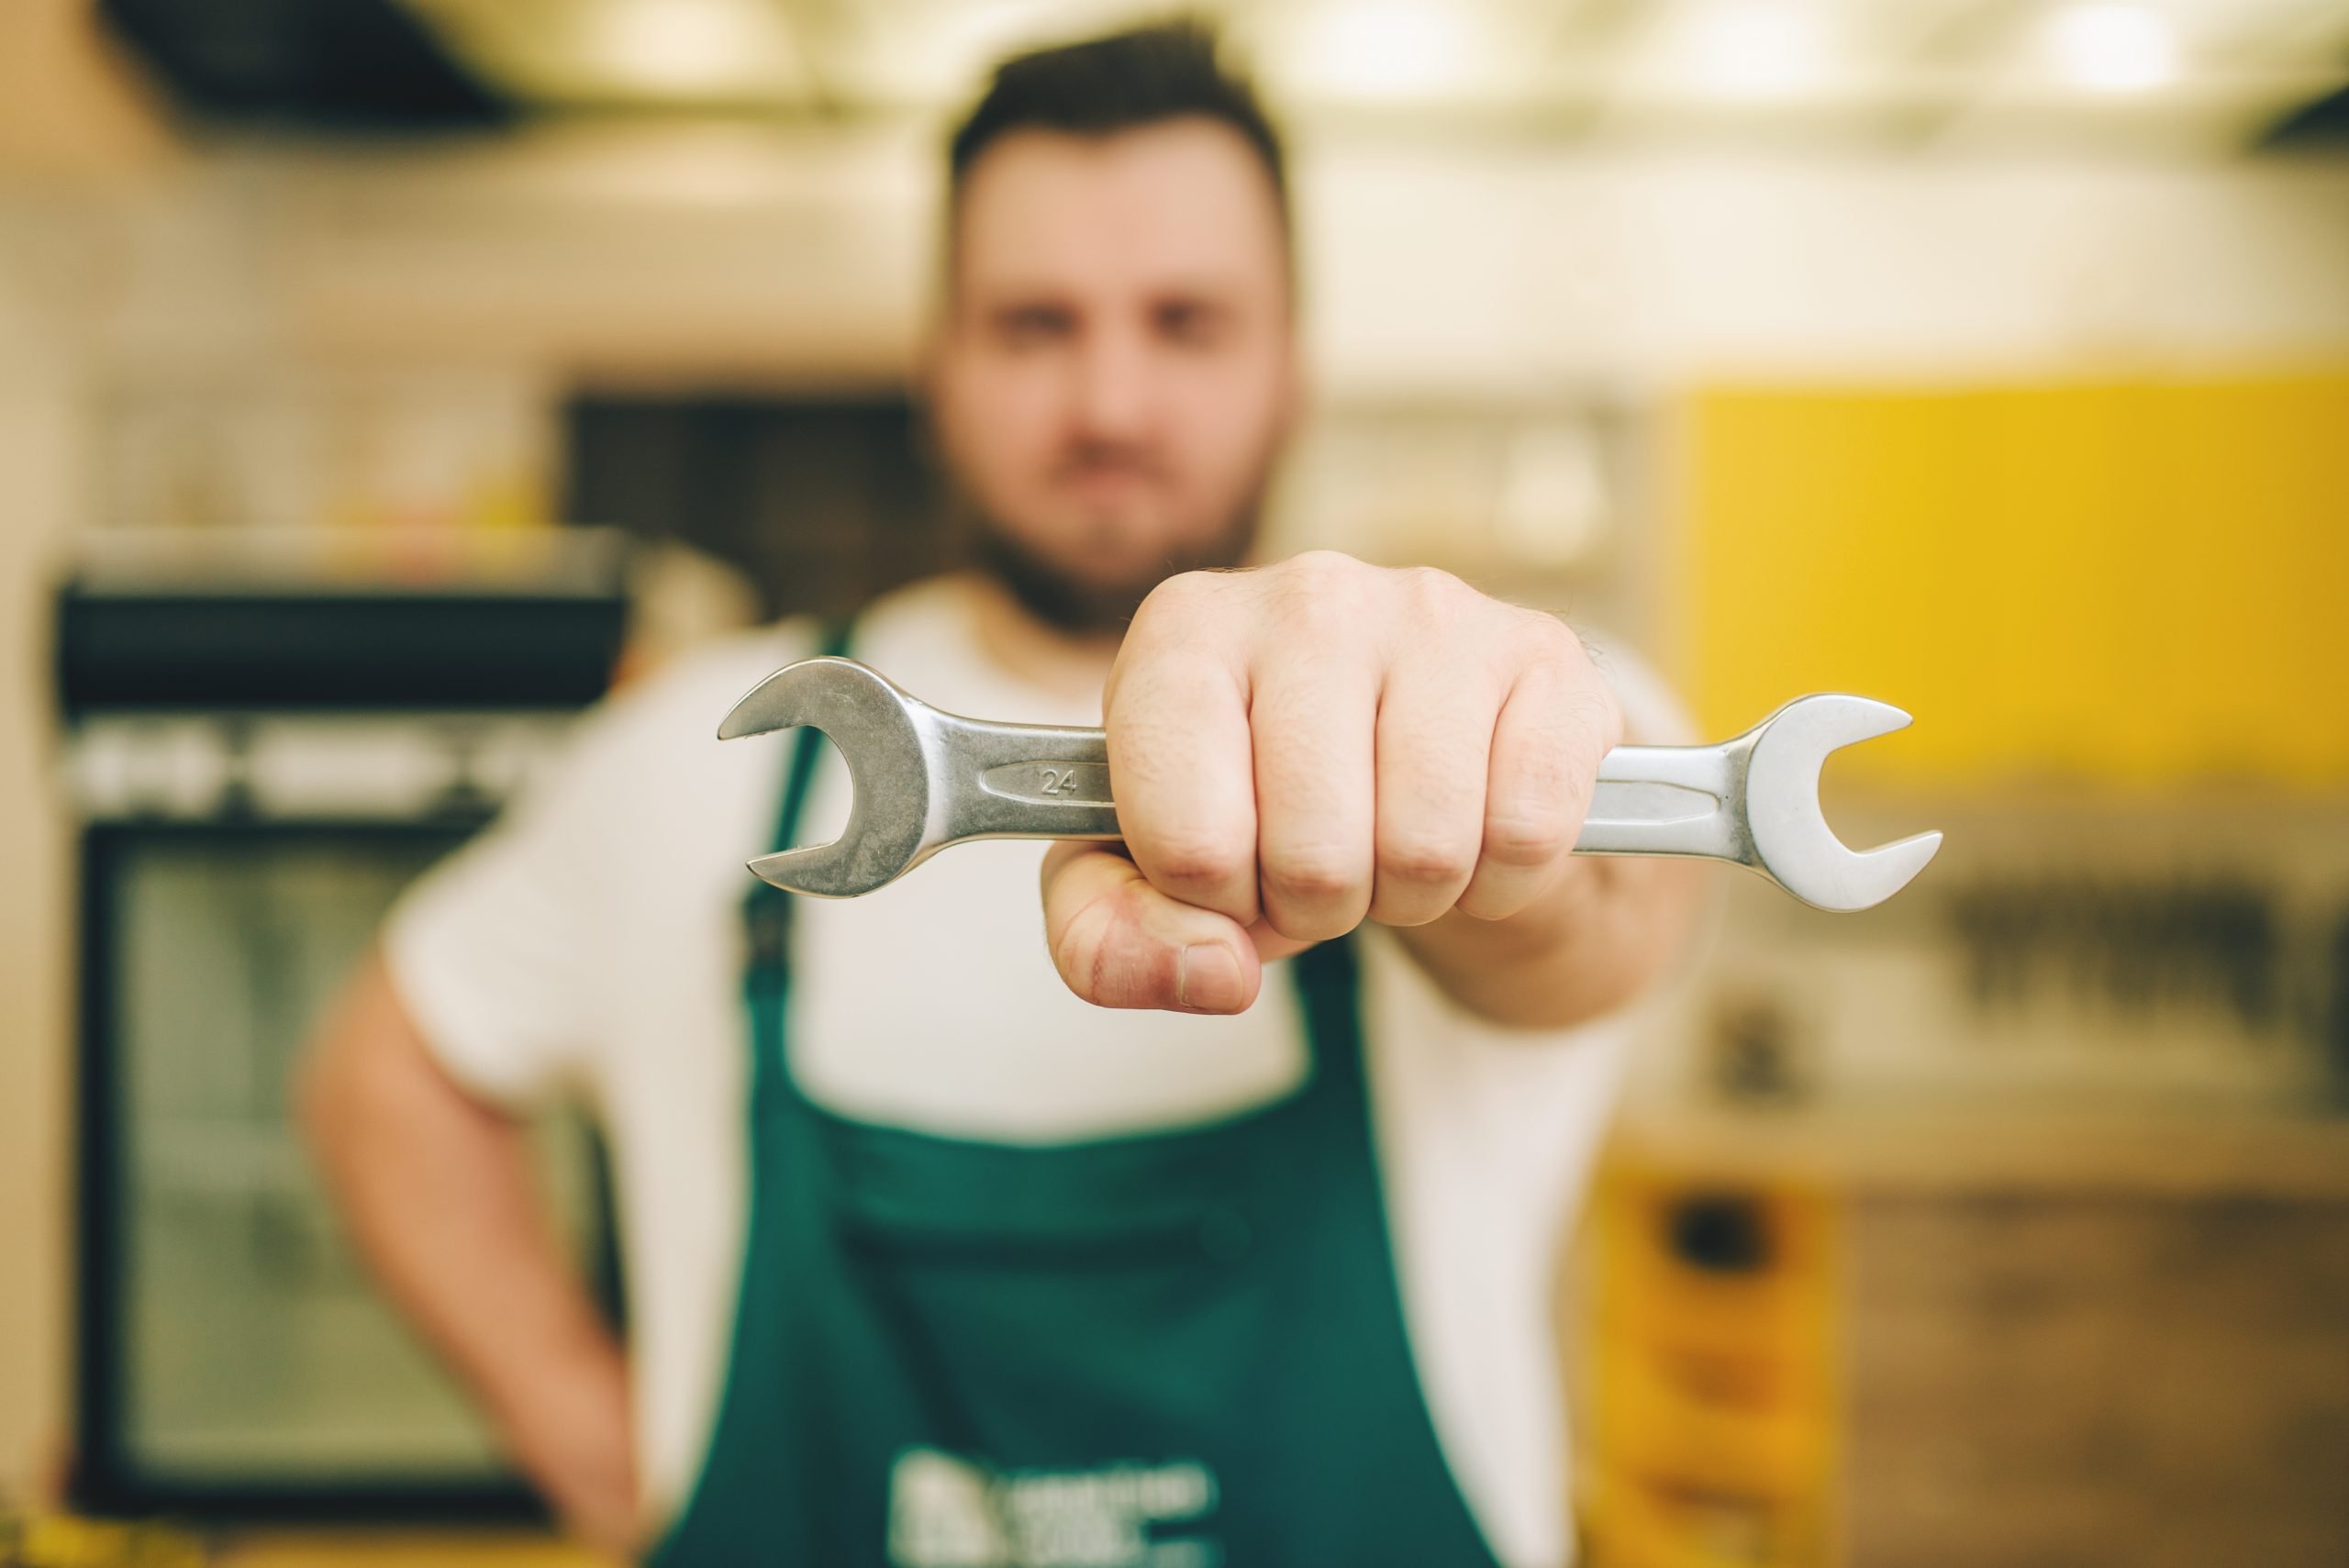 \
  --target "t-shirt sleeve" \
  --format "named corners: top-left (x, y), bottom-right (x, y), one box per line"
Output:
top-left (381, 622), bottom-right (805, 1107)
top-left (381, 697), bottom-right (640, 1106)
